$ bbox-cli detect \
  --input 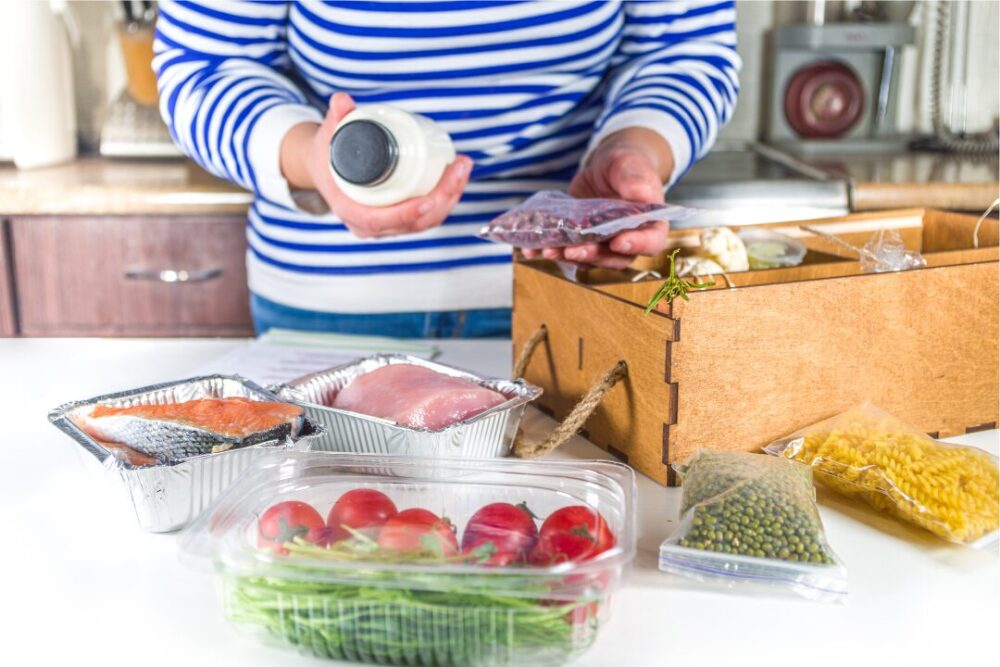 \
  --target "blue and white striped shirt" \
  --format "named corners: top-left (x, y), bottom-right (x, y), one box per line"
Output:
top-left (154, 0), bottom-right (739, 313)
